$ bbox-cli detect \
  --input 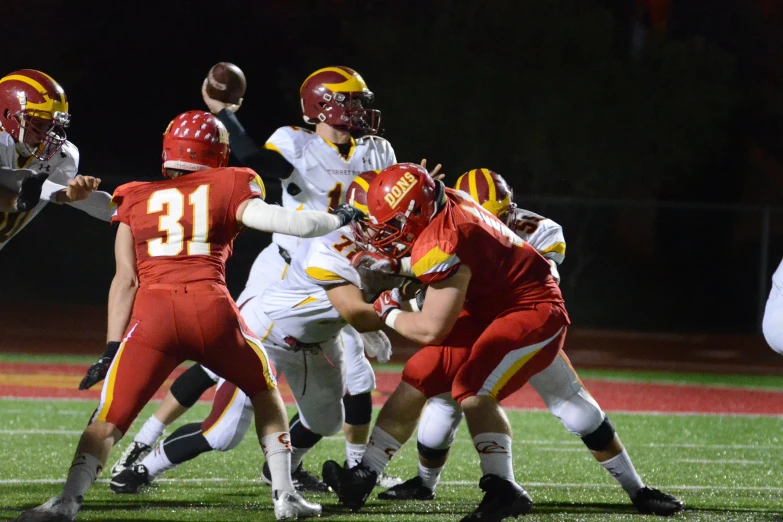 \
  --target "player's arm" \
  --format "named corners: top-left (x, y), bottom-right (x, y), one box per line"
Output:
top-left (107, 222), bottom-right (139, 341)
top-left (236, 198), bottom-right (361, 238)
top-left (376, 265), bottom-right (471, 345)
top-left (215, 110), bottom-right (294, 179)
top-left (326, 282), bottom-right (384, 333)
top-left (0, 167), bottom-right (49, 212)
